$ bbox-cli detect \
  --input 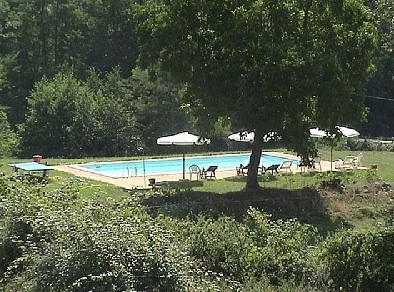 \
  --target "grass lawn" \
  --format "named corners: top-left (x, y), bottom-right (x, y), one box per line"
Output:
top-left (1, 149), bottom-right (393, 235)
top-left (1, 149), bottom-right (392, 194)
